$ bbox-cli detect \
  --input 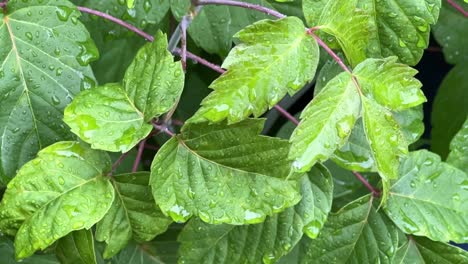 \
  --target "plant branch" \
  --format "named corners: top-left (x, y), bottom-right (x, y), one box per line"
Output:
top-left (352, 171), bottom-right (381, 197)
top-left (77, 6), bottom-right (154, 41)
top-left (153, 122), bottom-right (175, 137)
top-left (132, 139), bottom-right (147, 172)
top-left (447, 0), bottom-right (468, 17)
top-left (109, 152), bottom-right (130, 176)
top-left (195, 0), bottom-right (285, 19)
